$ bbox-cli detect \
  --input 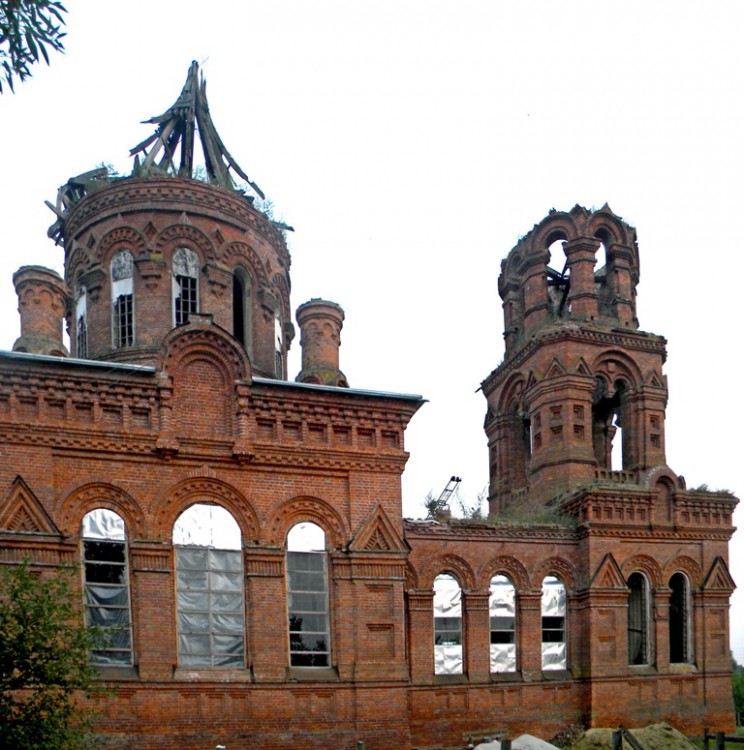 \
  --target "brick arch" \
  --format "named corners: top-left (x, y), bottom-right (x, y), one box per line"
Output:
top-left (222, 242), bottom-right (268, 288)
top-left (65, 246), bottom-right (93, 288)
top-left (532, 556), bottom-right (576, 592)
top-left (268, 495), bottom-right (348, 551)
top-left (97, 226), bottom-right (148, 265)
top-left (57, 482), bottom-right (145, 538)
top-left (478, 555), bottom-right (530, 591)
top-left (586, 209), bottom-right (636, 250)
top-left (160, 322), bottom-right (251, 383)
top-left (530, 213), bottom-right (581, 257)
top-left (497, 371), bottom-right (527, 414)
top-left (663, 555), bottom-right (703, 589)
top-left (419, 554), bottom-right (476, 590)
top-left (155, 224), bottom-right (217, 263)
top-left (621, 554), bottom-right (663, 589)
top-left (155, 478), bottom-right (260, 545)
top-left (591, 349), bottom-right (644, 391)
